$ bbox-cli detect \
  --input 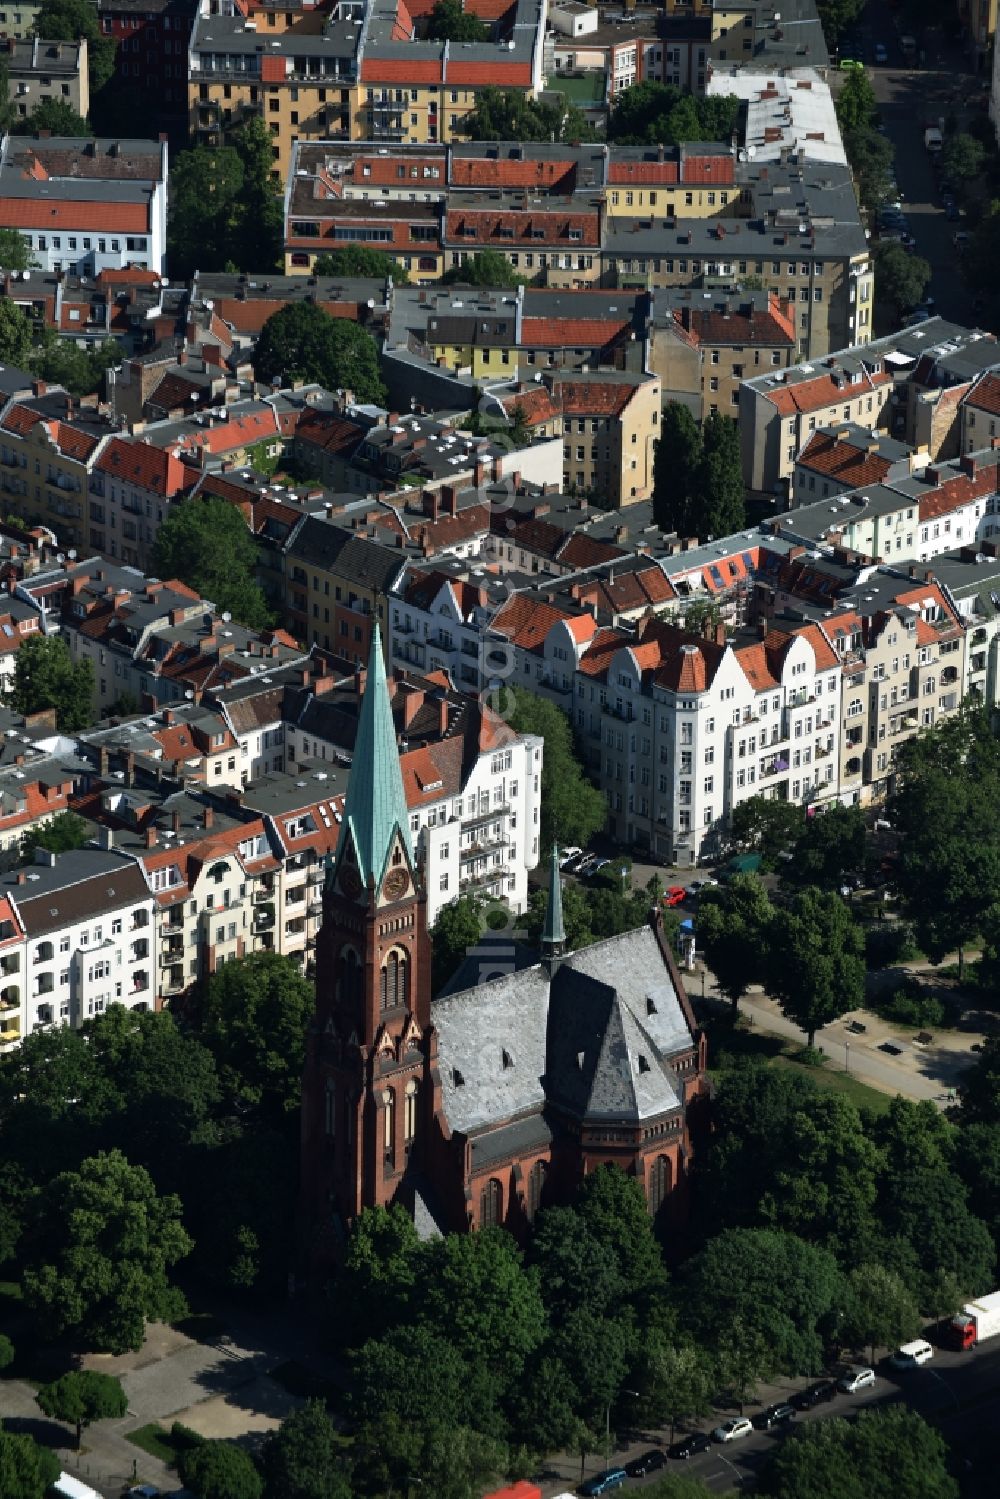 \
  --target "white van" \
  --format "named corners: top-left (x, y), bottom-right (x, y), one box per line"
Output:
top-left (52, 1475), bottom-right (104, 1499)
top-left (890, 1338), bottom-right (934, 1368)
